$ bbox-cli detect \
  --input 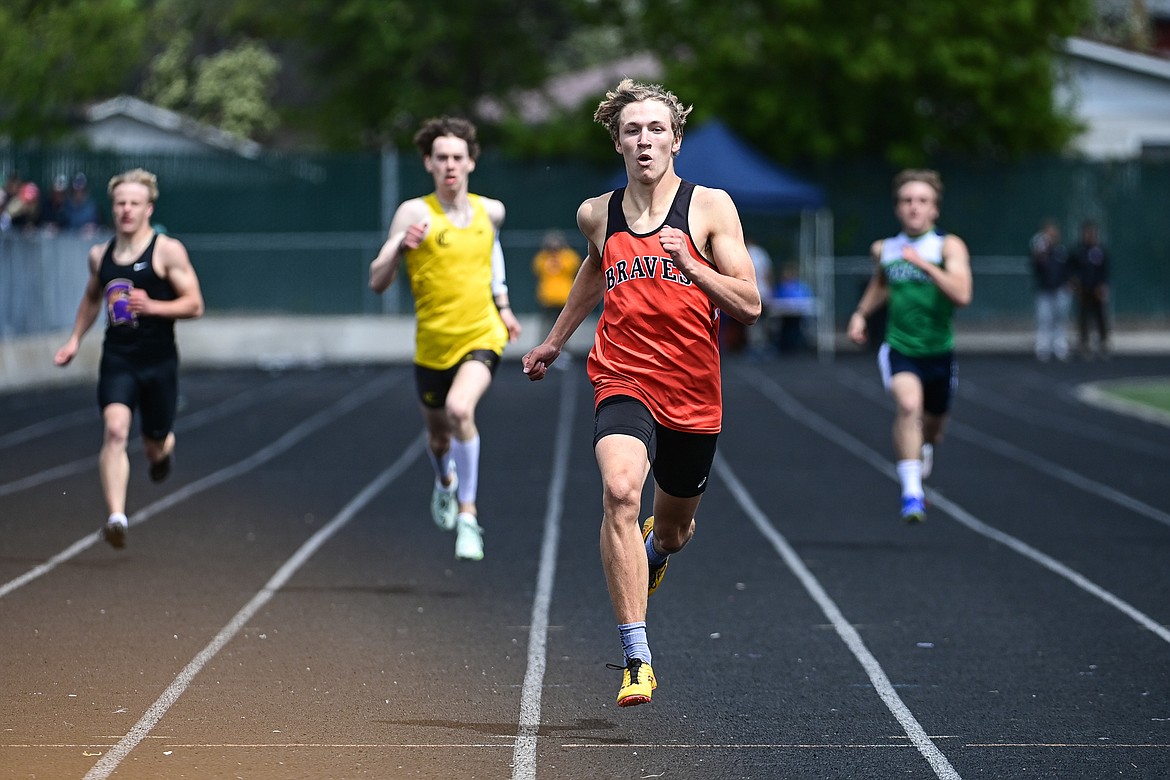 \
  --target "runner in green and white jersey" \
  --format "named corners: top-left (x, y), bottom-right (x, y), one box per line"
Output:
top-left (847, 169), bottom-right (973, 523)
